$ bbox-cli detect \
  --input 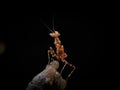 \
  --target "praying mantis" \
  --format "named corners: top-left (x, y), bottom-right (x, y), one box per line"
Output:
top-left (43, 19), bottom-right (76, 80)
